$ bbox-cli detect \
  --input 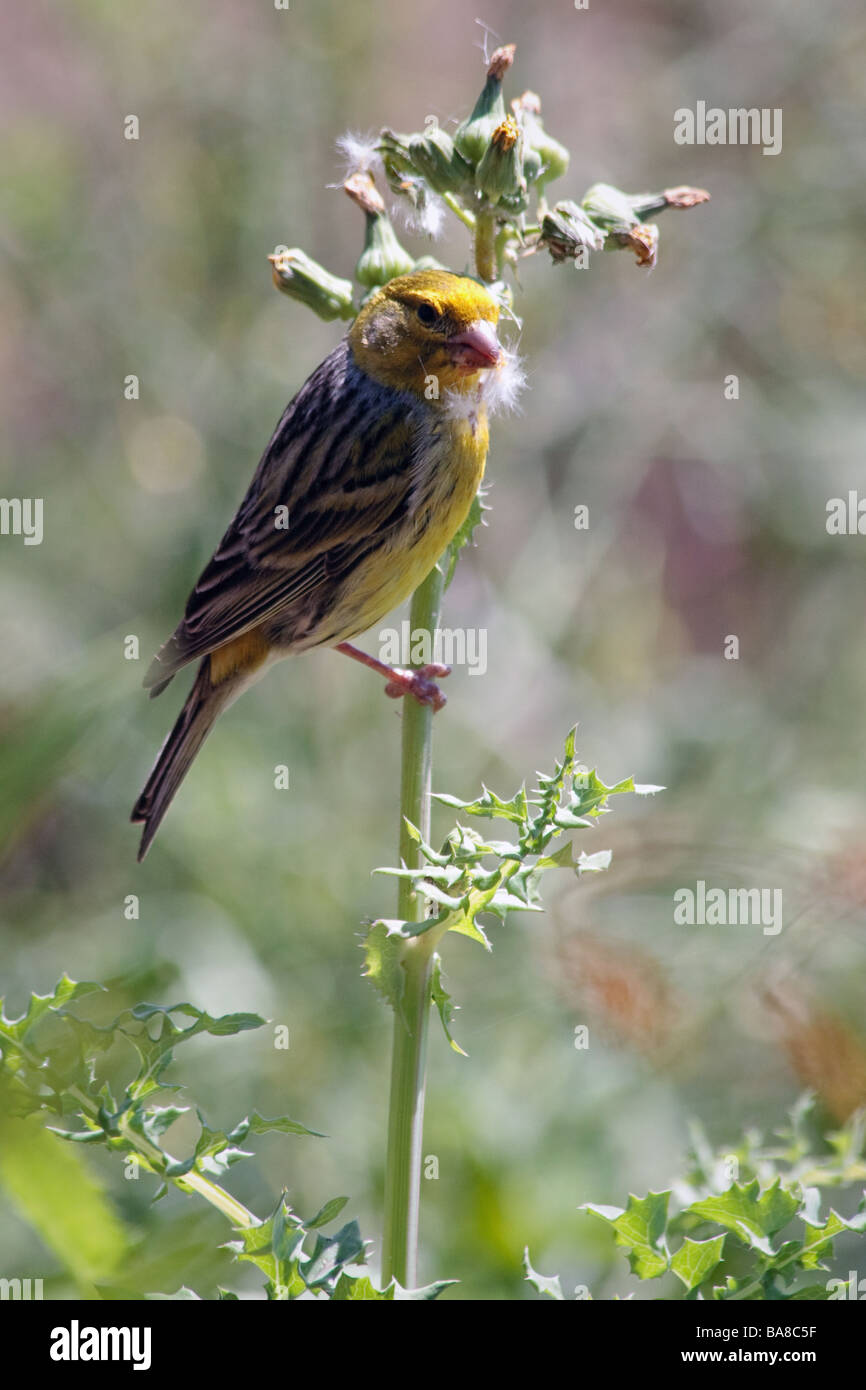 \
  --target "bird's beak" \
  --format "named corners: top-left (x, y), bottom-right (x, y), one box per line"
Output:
top-left (447, 319), bottom-right (502, 371)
